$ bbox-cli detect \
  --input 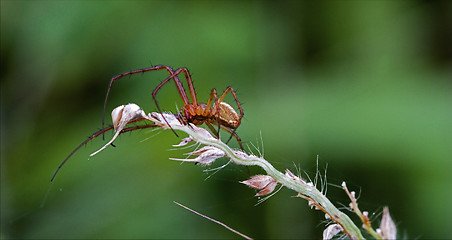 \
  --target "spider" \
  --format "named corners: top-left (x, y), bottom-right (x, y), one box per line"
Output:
top-left (51, 65), bottom-right (244, 181)
top-left (102, 65), bottom-right (245, 149)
